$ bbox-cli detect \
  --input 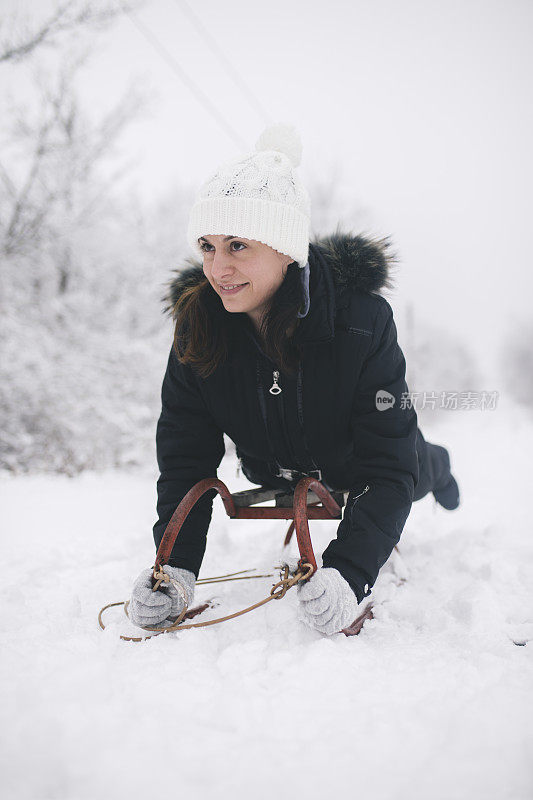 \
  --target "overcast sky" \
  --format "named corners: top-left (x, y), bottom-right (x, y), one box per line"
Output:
top-left (3, 0), bottom-right (532, 383)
